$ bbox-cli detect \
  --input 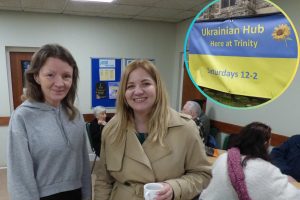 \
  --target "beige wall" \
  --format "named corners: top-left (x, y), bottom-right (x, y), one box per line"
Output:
top-left (0, 11), bottom-right (178, 166)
